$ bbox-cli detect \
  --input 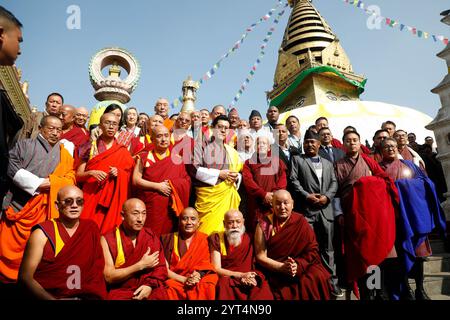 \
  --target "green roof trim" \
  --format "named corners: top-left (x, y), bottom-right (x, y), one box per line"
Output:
top-left (269, 66), bottom-right (367, 107)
